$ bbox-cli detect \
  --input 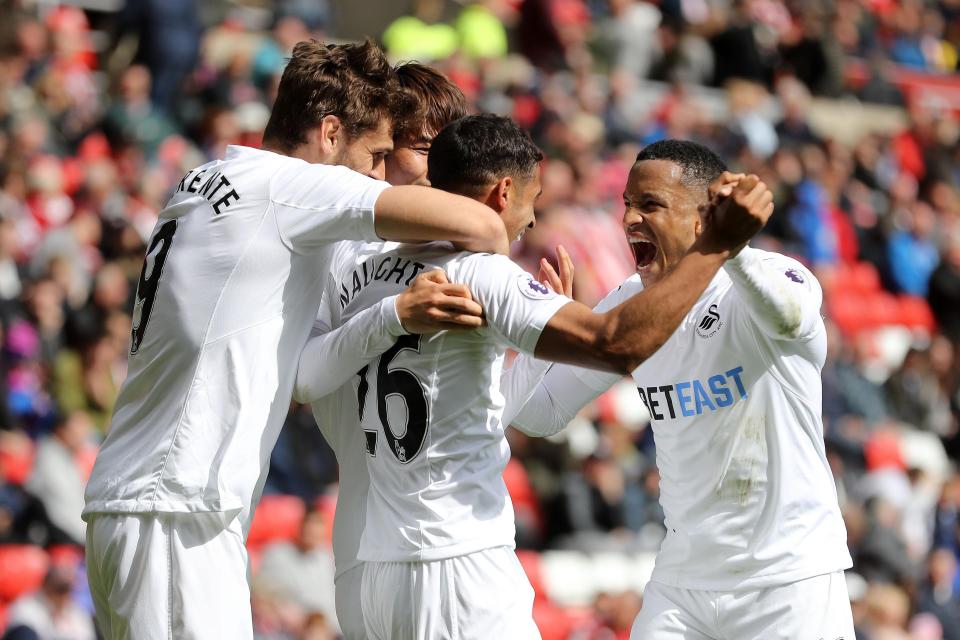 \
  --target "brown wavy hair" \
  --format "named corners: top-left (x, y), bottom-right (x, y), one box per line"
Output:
top-left (392, 62), bottom-right (469, 144)
top-left (263, 39), bottom-right (404, 152)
